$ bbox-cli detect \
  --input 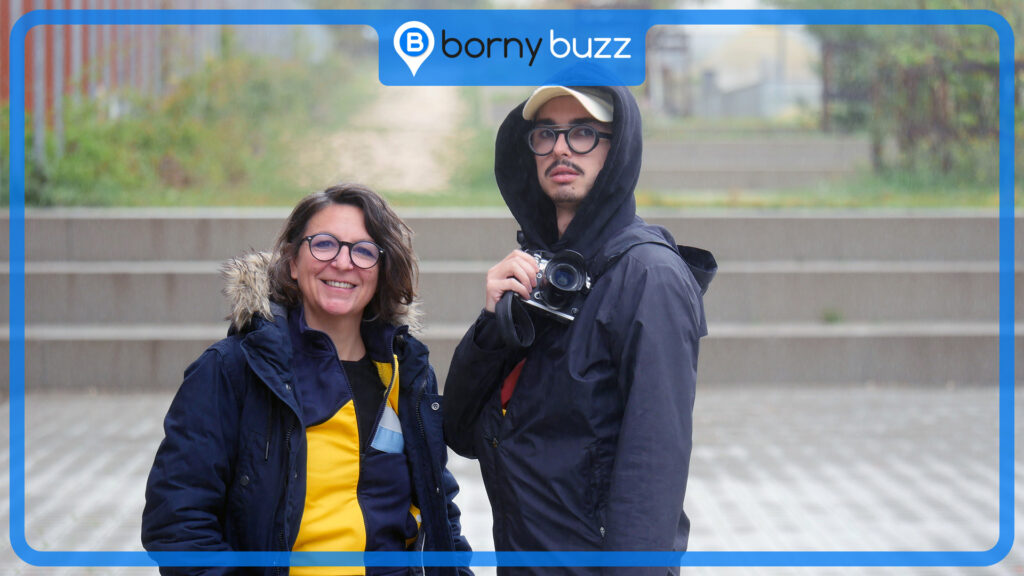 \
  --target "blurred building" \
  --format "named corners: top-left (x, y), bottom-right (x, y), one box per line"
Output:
top-left (644, 23), bottom-right (823, 120)
top-left (647, 25), bottom-right (692, 116)
top-left (688, 25), bottom-right (821, 119)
